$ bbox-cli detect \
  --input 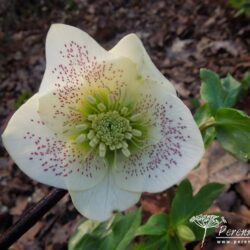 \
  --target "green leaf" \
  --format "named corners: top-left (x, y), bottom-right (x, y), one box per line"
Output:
top-left (191, 183), bottom-right (225, 216)
top-left (132, 242), bottom-right (146, 250)
top-left (170, 179), bottom-right (193, 225)
top-left (189, 97), bottom-right (201, 109)
top-left (200, 69), bottom-right (243, 113)
top-left (194, 104), bottom-right (212, 126)
top-left (69, 209), bottom-right (142, 250)
top-left (136, 213), bottom-right (169, 236)
top-left (132, 242), bottom-right (147, 250)
top-left (68, 220), bottom-right (103, 250)
top-left (170, 180), bottom-right (224, 226)
top-left (241, 71), bottom-right (250, 97)
top-left (15, 90), bottom-right (32, 109)
top-left (132, 236), bottom-right (168, 250)
top-left (230, 0), bottom-right (246, 9)
top-left (230, 0), bottom-right (250, 16)
top-left (215, 108), bottom-right (250, 161)
top-left (101, 208), bottom-right (142, 250)
top-left (203, 127), bottom-right (216, 148)
top-left (200, 69), bottom-right (225, 112)
top-left (166, 235), bottom-right (185, 250)
top-left (194, 104), bottom-right (216, 148)
top-left (221, 74), bottom-right (241, 107)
